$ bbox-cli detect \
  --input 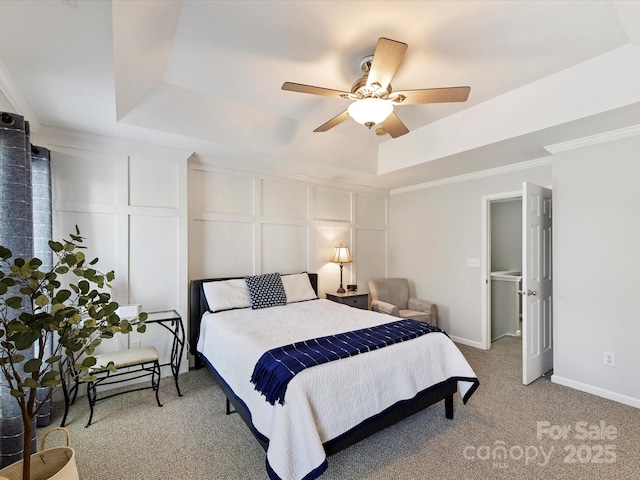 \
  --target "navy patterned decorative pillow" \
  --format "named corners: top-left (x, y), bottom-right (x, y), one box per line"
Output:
top-left (245, 273), bottom-right (287, 309)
